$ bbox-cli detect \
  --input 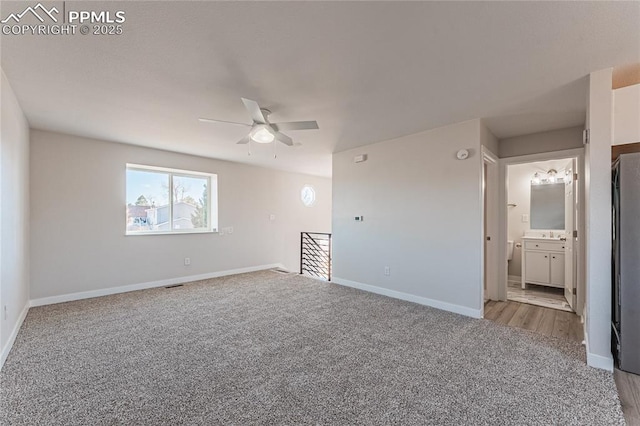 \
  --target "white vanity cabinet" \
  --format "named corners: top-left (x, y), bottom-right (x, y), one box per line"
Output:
top-left (521, 239), bottom-right (565, 289)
